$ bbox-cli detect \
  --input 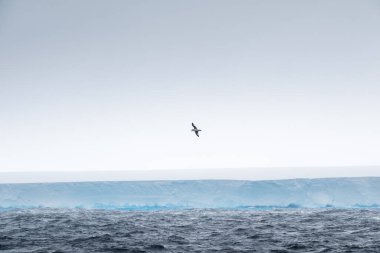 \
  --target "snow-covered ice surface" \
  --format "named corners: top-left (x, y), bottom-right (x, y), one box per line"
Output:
top-left (1, 177), bottom-right (380, 209)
